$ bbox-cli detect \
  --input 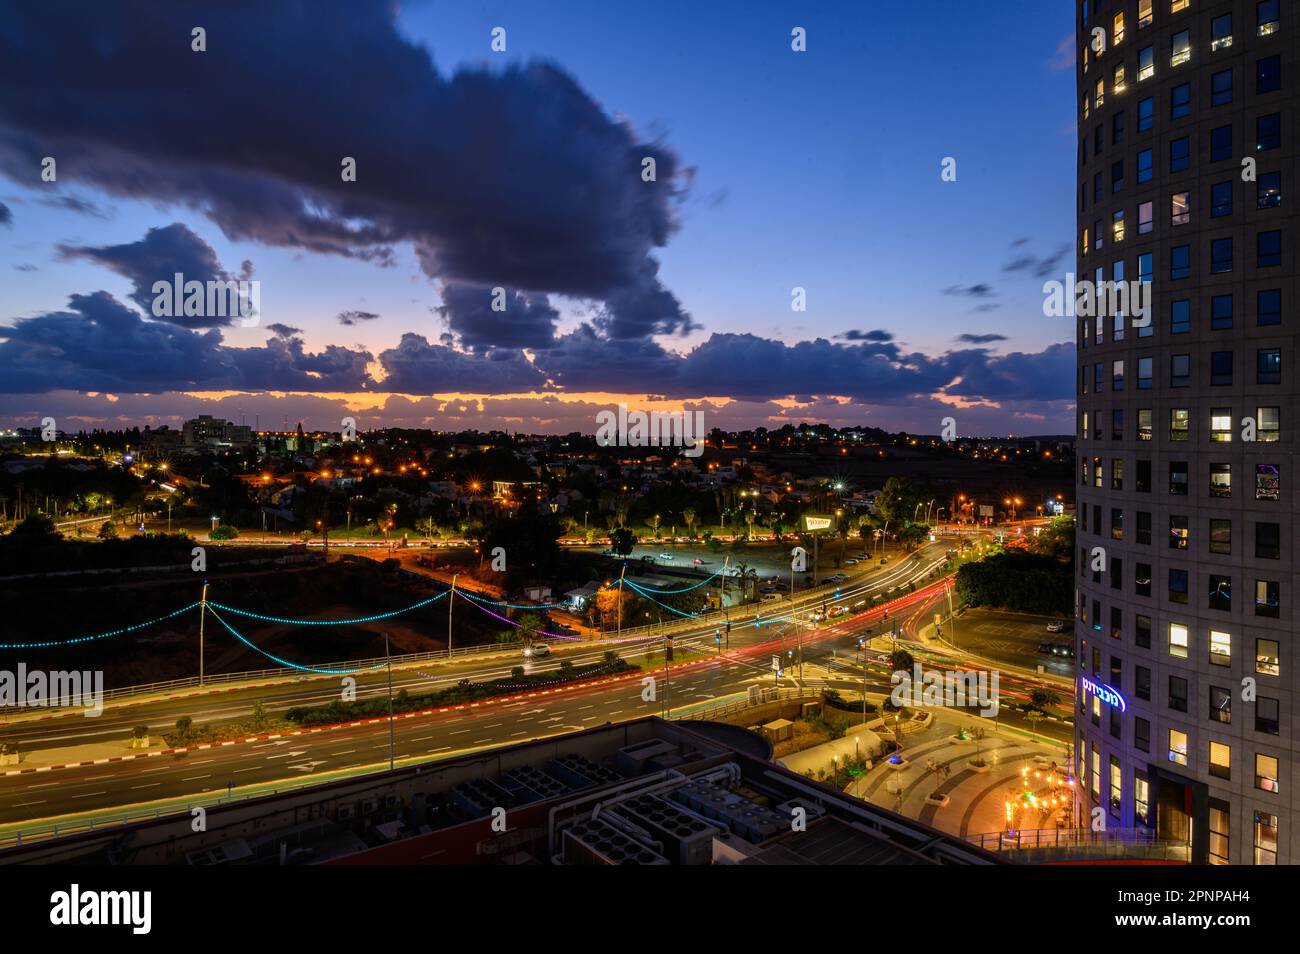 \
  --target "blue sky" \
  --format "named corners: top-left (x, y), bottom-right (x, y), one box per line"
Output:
top-left (0, 0), bottom-right (1078, 435)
